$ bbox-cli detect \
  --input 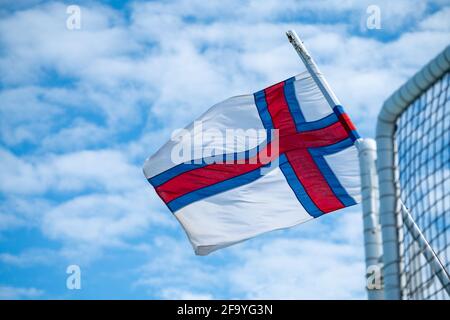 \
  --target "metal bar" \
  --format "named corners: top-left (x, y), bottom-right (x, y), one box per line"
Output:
top-left (399, 201), bottom-right (450, 296)
top-left (286, 30), bottom-right (363, 151)
top-left (358, 138), bottom-right (384, 299)
top-left (286, 30), bottom-right (340, 108)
